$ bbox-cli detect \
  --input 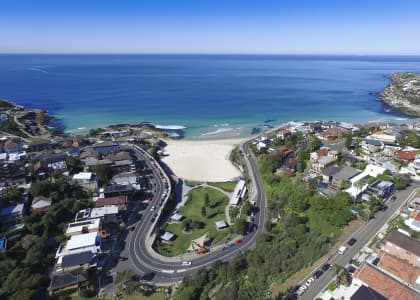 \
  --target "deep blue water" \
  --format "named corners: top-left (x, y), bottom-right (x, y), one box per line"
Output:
top-left (0, 55), bottom-right (419, 138)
